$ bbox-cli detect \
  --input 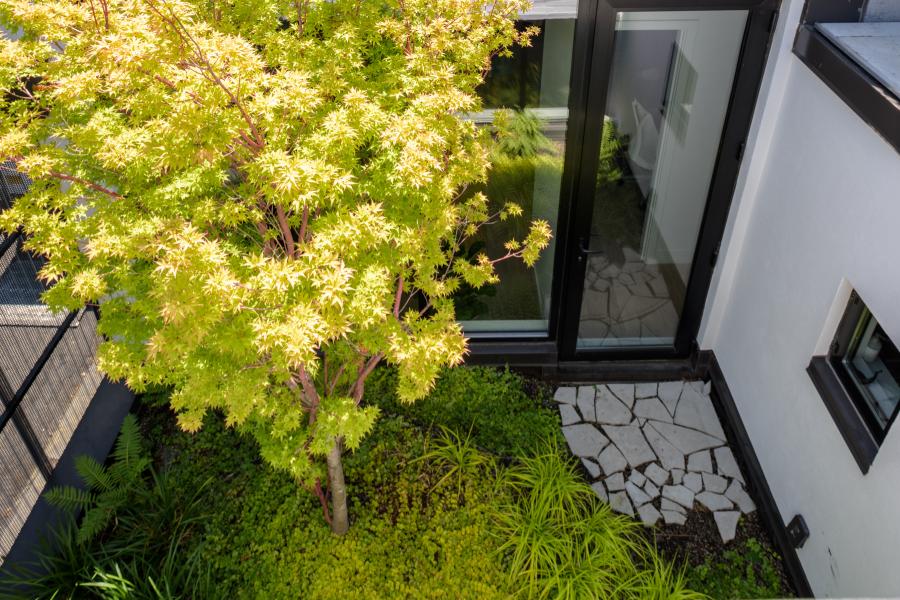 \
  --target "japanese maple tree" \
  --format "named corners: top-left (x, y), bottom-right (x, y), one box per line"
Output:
top-left (0, 0), bottom-right (549, 533)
